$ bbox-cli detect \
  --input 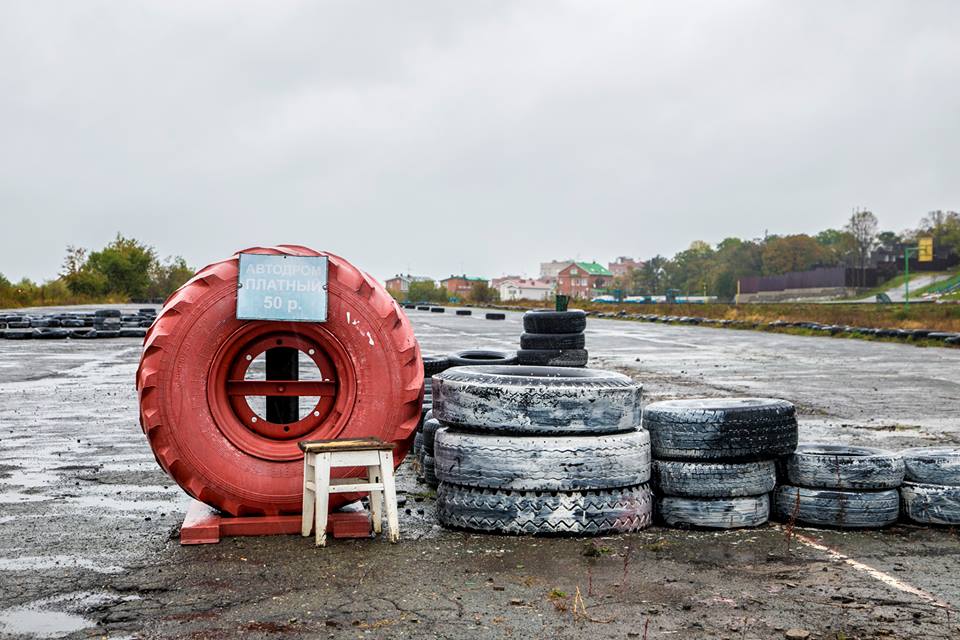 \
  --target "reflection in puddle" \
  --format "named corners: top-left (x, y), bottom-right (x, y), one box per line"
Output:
top-left (0, 607), bottom-right (92, 638)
